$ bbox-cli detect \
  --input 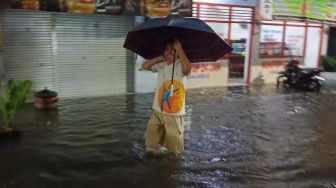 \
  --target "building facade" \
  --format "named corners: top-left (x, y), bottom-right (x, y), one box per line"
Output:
top-left (0, 0), bottom-right (335, 97)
